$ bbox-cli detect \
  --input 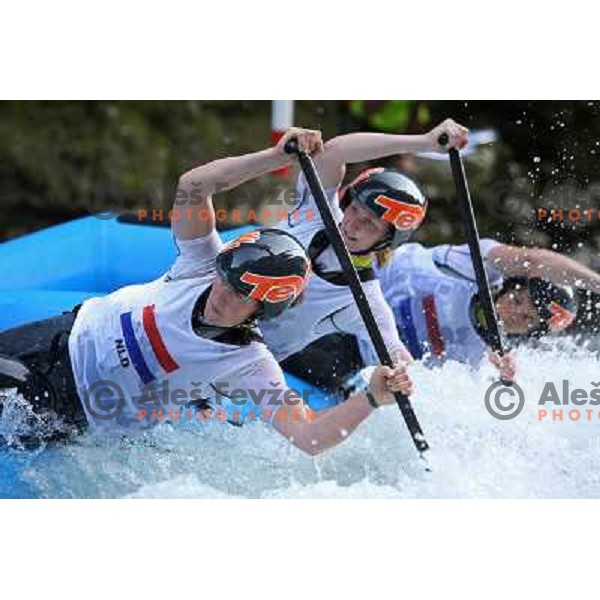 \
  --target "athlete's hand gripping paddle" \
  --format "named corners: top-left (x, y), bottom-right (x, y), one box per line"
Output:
top-left (438, 134), bottom-right (510, 377)
top-left (284, 139), bottom-right (430, 458)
